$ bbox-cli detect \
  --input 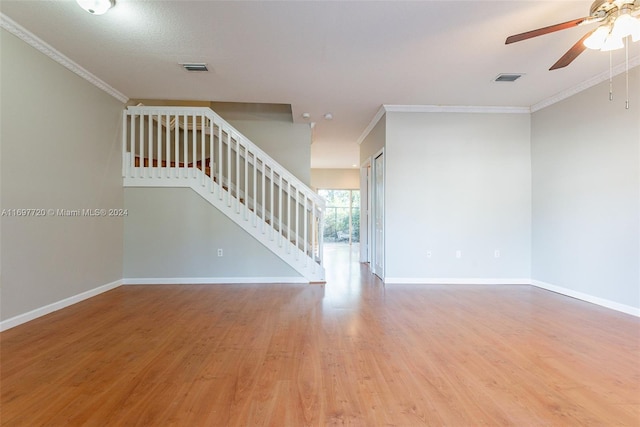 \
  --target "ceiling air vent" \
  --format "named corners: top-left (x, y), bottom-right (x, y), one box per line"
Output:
top-left (181, 63), bottom-right (209, 72)
top-left (494, 73), bottom-right (523, 82)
